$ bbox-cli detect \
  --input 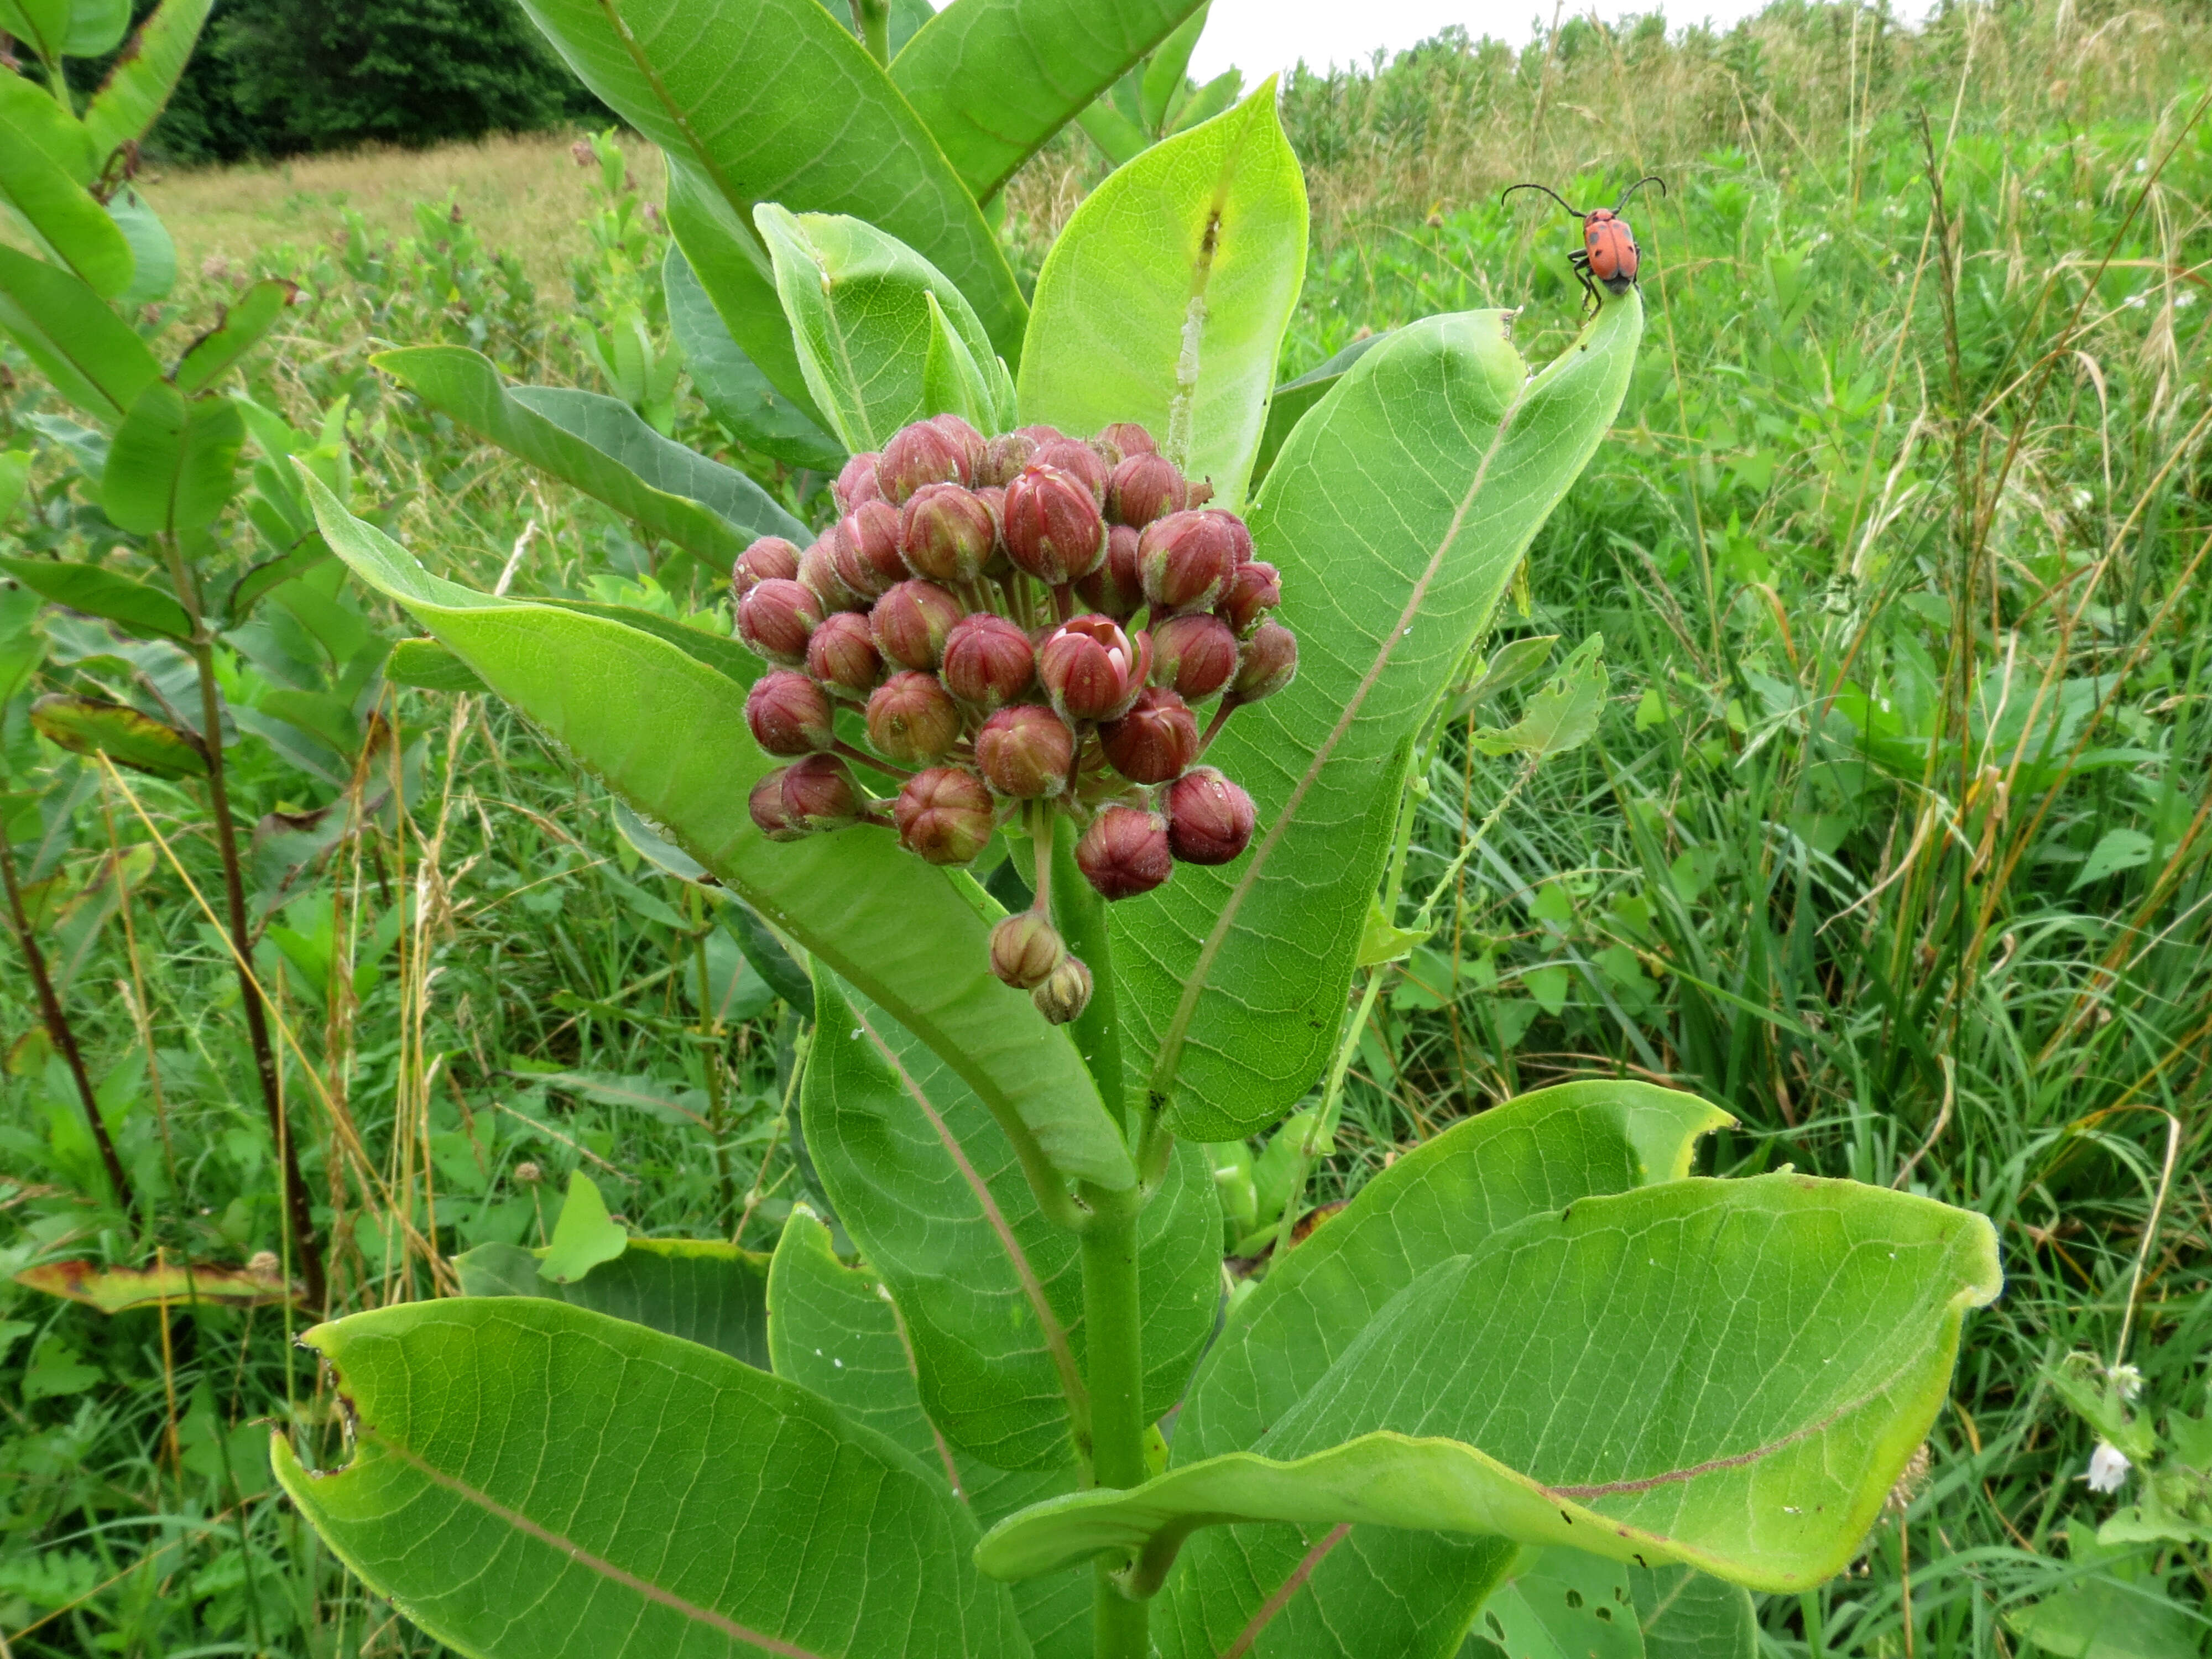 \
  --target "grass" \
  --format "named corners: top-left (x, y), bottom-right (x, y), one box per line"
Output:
top-left (3, 0), bottom-right (2210, 1653)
